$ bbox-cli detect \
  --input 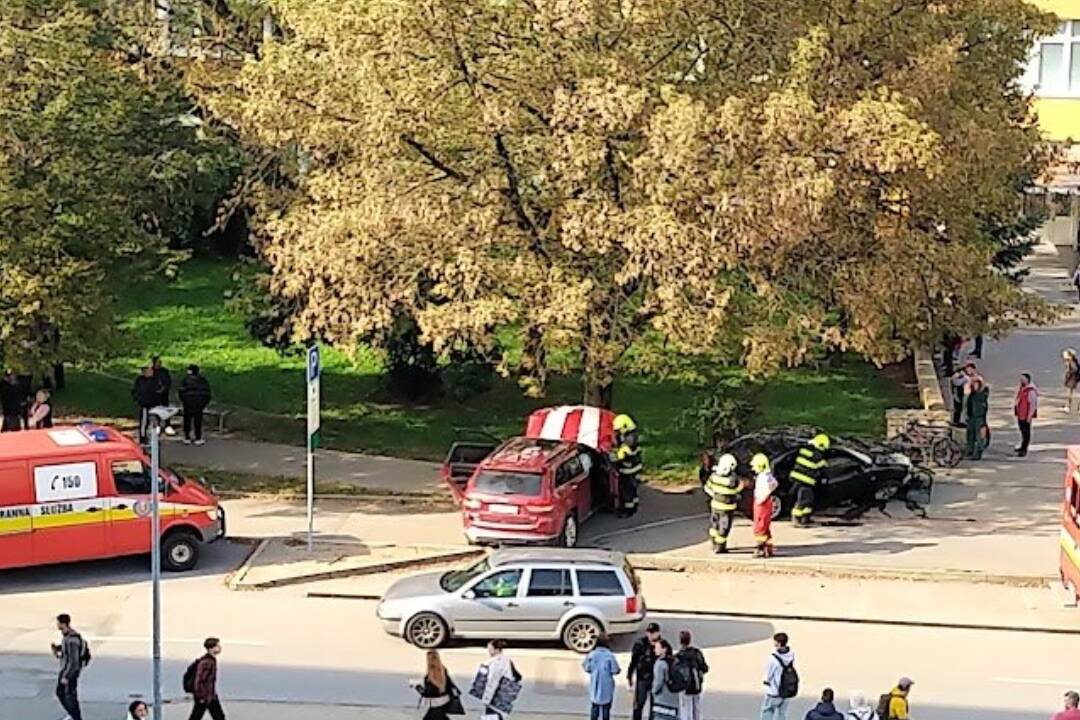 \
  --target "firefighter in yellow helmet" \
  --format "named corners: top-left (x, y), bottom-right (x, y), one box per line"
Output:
top-left (612, 413), bottom-right (641, 517)
top-left (789, 433), bottom-right (829, 526)
top-left (751, 453), bottom-right (778, 557)
top-left (702, 453), bottom-right (743, 554)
